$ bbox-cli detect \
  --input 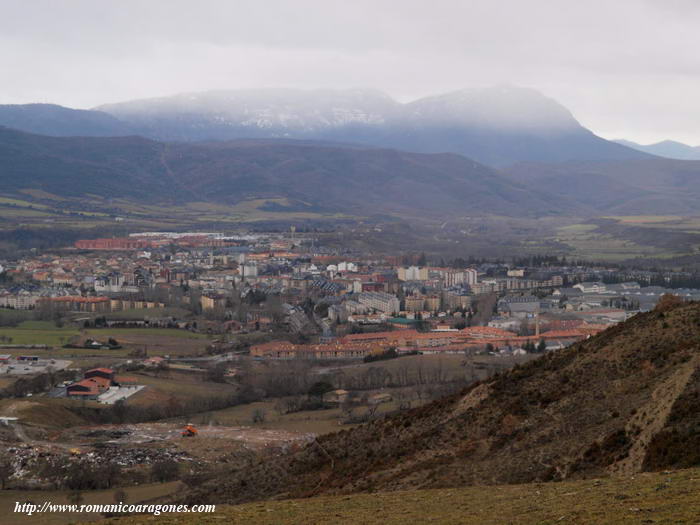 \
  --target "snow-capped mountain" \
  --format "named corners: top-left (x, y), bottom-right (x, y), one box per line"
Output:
top-left (404, 85), bottom-right (580, 131)
top-left (0, 86), bottom-right (650, 166)
top-left (96, 88), bottom-right (401, 139)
